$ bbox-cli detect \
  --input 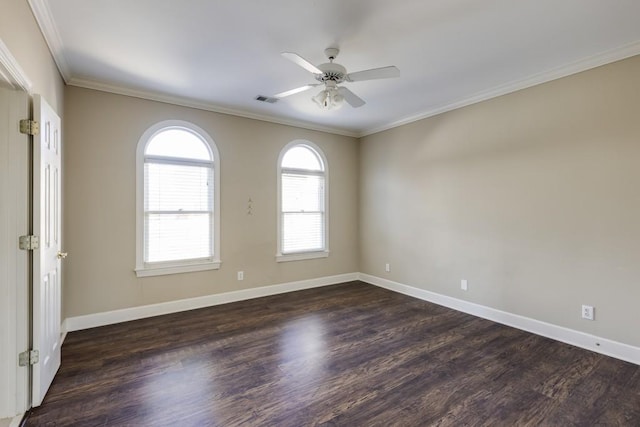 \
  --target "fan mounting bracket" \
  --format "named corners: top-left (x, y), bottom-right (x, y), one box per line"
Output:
top-left (324, 47), bottom-right (340, 61)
